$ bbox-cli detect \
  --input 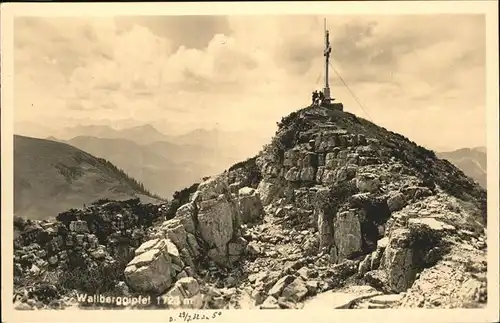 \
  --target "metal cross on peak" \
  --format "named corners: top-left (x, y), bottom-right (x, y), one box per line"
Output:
top-left (323, 18), bottom-right (332, 102)
top-left (310, 18), bottom-right (343, 112)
